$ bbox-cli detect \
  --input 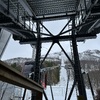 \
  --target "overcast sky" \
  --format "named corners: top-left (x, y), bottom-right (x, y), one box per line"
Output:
top-left (1, 20), bottom-right (100, 60)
